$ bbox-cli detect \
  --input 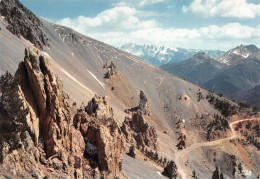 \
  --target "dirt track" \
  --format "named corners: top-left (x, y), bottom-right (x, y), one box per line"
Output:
top-left (175, 118), bottom-right (260, 179)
